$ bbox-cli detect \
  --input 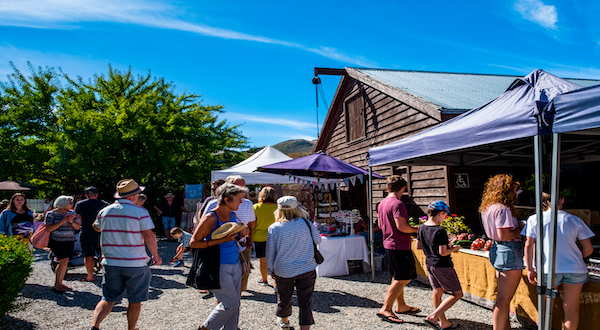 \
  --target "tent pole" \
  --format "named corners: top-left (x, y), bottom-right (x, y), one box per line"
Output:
top-left (544, 133), bottom-right (561, 330)
top-left (533, 135), bottom-right (545, 330)
top-left (368, 164), bottom-right (375, 282)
